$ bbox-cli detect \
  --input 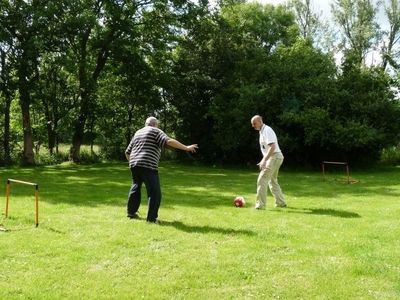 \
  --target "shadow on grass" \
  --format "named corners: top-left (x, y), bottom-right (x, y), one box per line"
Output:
top-left (0, 162), bottom-right (399, 209)
top-left (286, 207), bottom-right (361, 218)
top-left (160, 220), bottom-right (256, 236)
